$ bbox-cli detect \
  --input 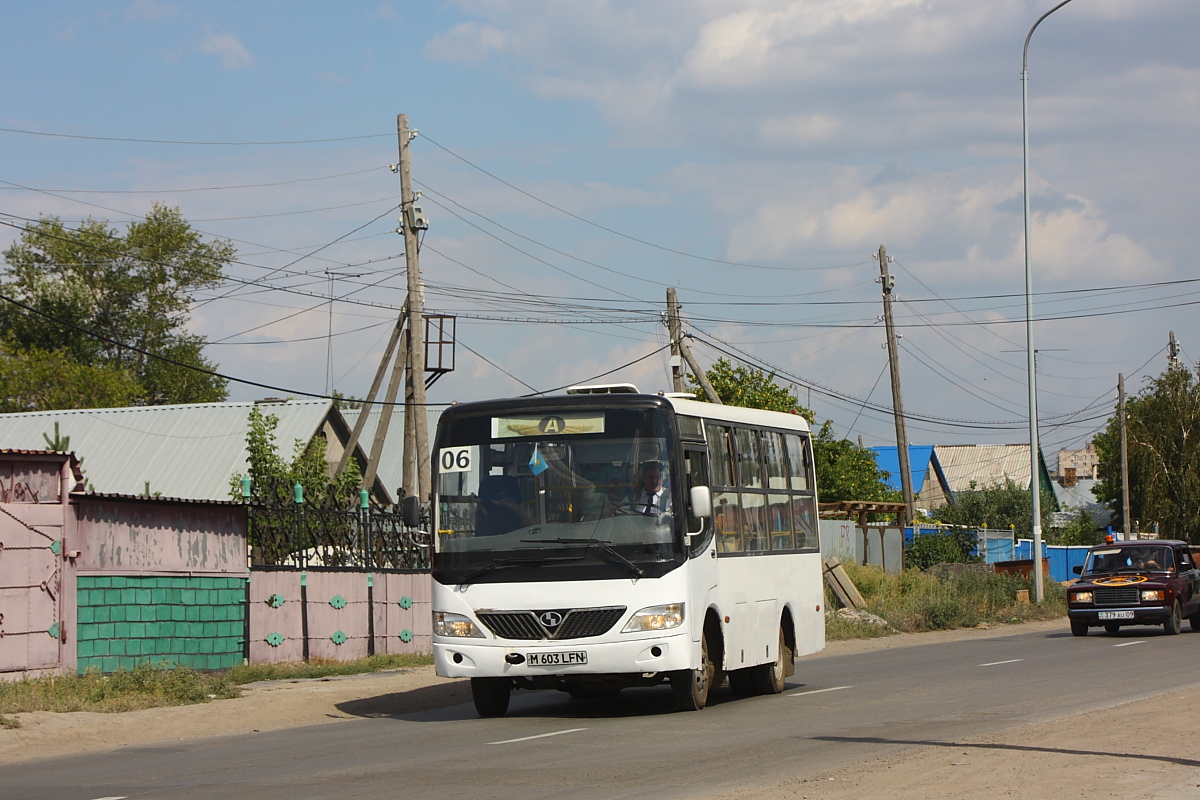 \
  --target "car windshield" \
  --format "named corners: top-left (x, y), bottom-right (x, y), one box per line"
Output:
top-left (432, 406), bottom-right (682, 583)
top-left (1084, 545), bottom-right (1175, 575)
